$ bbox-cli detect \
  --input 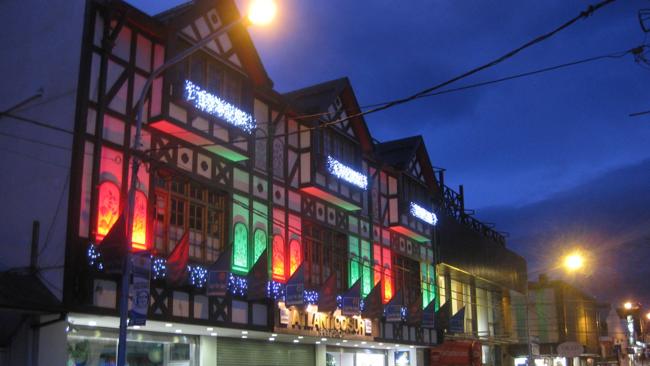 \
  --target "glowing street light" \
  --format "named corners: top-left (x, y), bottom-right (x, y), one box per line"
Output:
top-left (645, 312), bottom-right (650, 320)
top-left (624, 302), bottom-right (633, 310)
top-left (247, 0), bottom-right (278, 26)
top-left (563, 252), bottom-right (584, 272)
